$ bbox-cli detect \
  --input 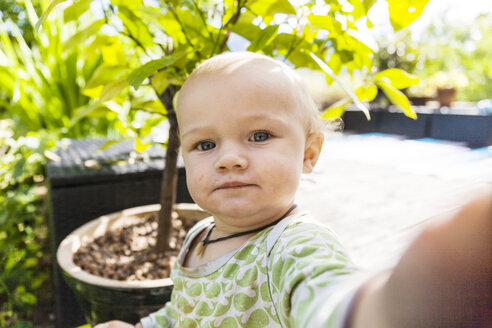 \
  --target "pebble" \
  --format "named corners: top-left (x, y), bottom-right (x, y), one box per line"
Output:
top-left (73, 213), bottom-right (187, 280)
